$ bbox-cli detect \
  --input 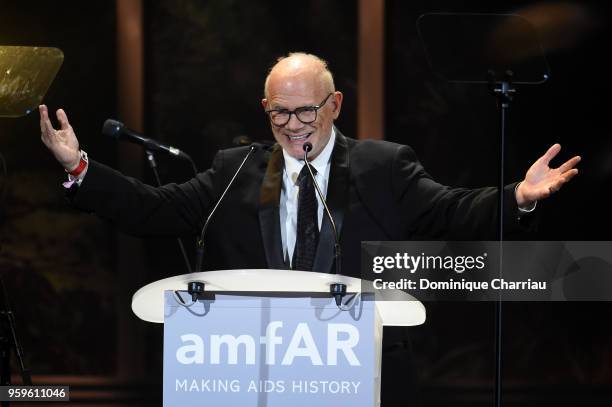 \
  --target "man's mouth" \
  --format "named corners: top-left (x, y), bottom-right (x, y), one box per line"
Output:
top-left (286, 132), bottom-right (312, 141)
